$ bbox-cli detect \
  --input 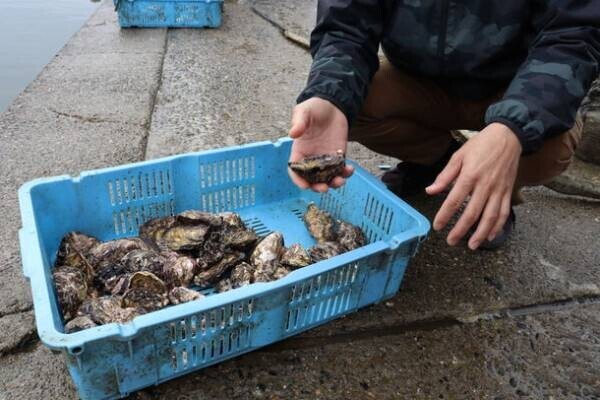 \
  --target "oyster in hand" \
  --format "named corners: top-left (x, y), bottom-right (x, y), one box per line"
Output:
top-left (64, 315), bottom-right (97, 333)
top-left (336, 221), bottom-right (366, 251)
top-left (53, 266), bottom-right (88, 320)
top-left (168, 287), bottom-right (203, 305)
top-left (288, 151), bottom-right (345, 184)
top-left (304, 203), bottom-right (336, 243)
top-left (309, 241), bottom-right (345, 263)
top-left (281, 244), bottom-right (311, 269)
